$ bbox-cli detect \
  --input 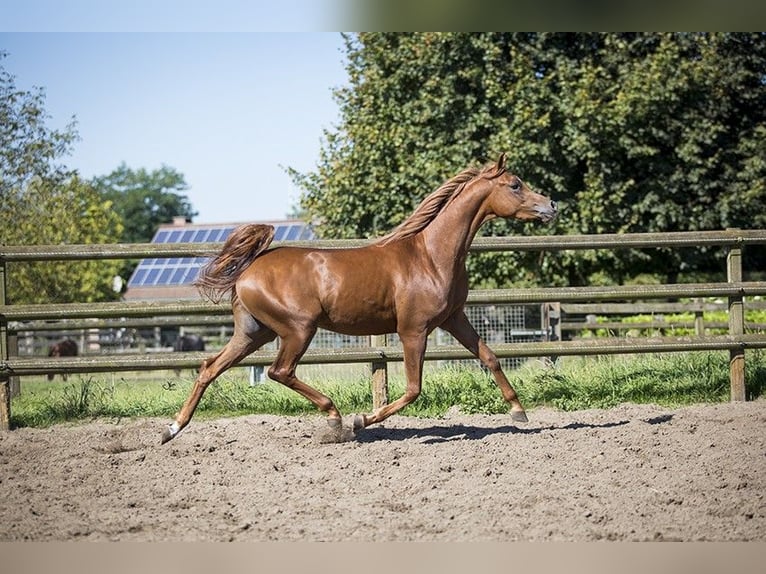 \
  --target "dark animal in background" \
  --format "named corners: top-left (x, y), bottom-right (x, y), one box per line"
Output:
top-left (47, 339), bottom-right (78, 381)
top-left (174, 334), bottom-right (205, 352)
top-left (173, 334), bottom-right (205, 376)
